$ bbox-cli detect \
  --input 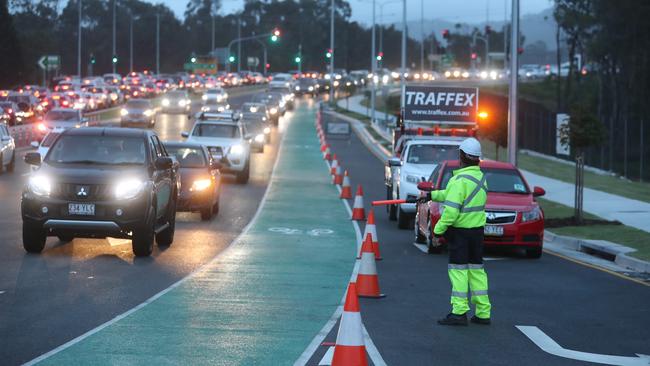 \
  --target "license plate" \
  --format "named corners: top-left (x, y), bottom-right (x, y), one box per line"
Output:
top-left (484, 225), bottom-right (504, 236)
top-left (68, 203), bottom-right (95, 216)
